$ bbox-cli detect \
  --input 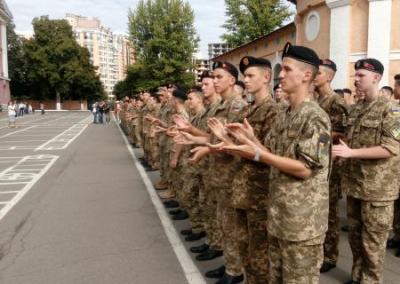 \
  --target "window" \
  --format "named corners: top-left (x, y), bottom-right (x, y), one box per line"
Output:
top-left (305, 11), bottom-right (320, 42)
